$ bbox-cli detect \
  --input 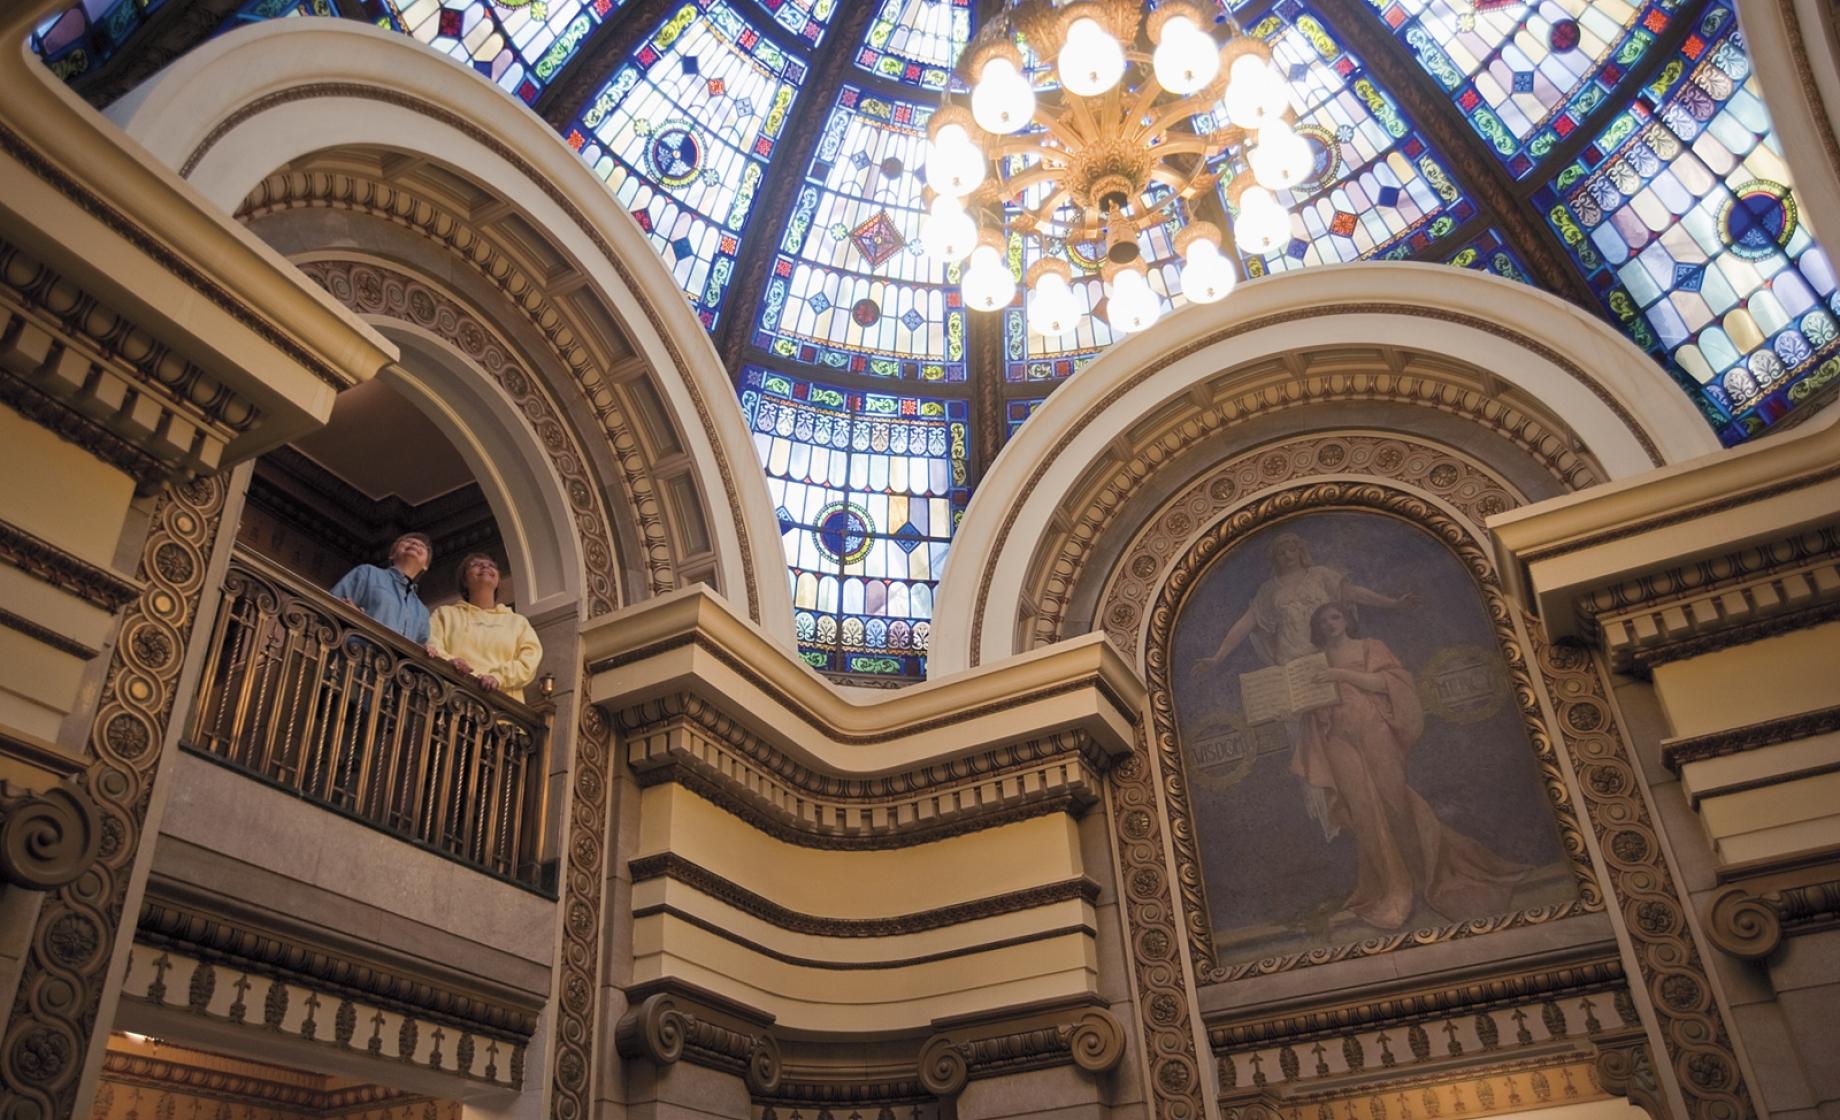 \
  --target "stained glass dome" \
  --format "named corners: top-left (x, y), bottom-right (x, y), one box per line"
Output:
top-left (37, 0), bottom-right (1837, 679)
